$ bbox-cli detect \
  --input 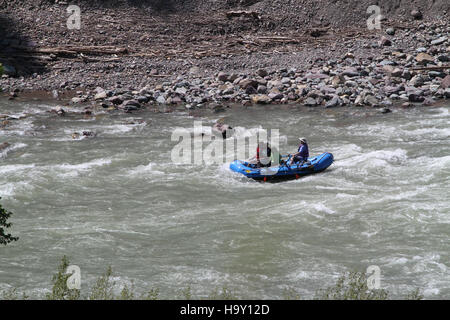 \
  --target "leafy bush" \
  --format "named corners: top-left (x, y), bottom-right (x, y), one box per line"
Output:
top-left (315, 271), bottom-right (389, 300)
top-left (207, 286), bottom-right (238, 300)
top-left (45, 256), bottom-right (80, 300)
top-left (88, 266), bottom-right (116, 300)
top-left (1, 288), bottom-right (29, 300)
top-left (0, 197), bottom-right (19, 246)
